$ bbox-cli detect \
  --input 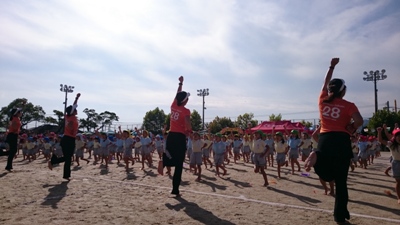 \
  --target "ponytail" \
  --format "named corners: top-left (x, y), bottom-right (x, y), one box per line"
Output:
top-left (323, 86), bottom-right (346, 103)
top-left (324, 79), bottom-right (346, 103)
